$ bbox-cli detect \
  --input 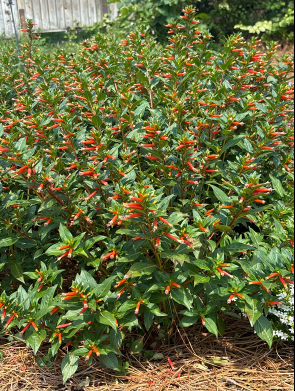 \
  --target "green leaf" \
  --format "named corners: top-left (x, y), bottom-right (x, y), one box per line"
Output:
top-left (130, 337), bottom-right (144, 355)
top-left (244, 138), bottom-right (254, 153)
top-left (206, 357), bottom-right (229, 365)
top-left (214, 224), bottom-right (232, 232)
top-left (16, 137), bottom-right (26, 151)
top-left (92, 115), bottom-right (103, 128)
top-left (84, 235), bottom-right (107, 250)
top-left (217, 315), bottom-right (225, 336)
top-left (254, 316), bottom-right (273, 348)
top-left (94, 276), bottom-right (116, 298)
top-left (34, 158), bottom-right (43, 174)
top-left (222, 242), bottom-right (255, 253)
top-left (204, 318), bottom-right (218, 338)
top-left (59, 224), bottom-right (73, 243)
top-left (71, 348), bottom-right (89, 356)
top-left (146, 302), bottom-right (167, 317)
top-left (210, 185), bottom-right (230, 203)
top-left (80, 269), bottom-right (98, 291)
top-left (100, 352), bottom-right (120, 371)
top-left (110, 329), bottom-right (123, 349)
top-left (74, 248), bottom-right (89, 258)
top-left (126, 262), bottom-right (156, 277)
top-left (179, 315), bottom-right (199, 327)
top-left (209, 287), bottom-right (230, 298)
top-left (270, 175), bottom-right (285, 197)
top-left (246, 205), bottom-right (272, 215)
top-left (144, 310), bottom-right (154, 331)
top-left (161, 252), bottom-right (190, 266)
top-left (147, 283), bottom-right (166, 292)
top-left (84, 91), bottom-right (93, 103)
top-left (11, 262), bottom-right (24, 283)
top-left (166, 211), bottom-right (186, 225)
top-left (171, 287), bottom-right (193, 309)
top-left (72, 232), bottom-right (86, 249)
top-left (193, 258), bottom-right (212, 271)
top-left (45, 243), bottom-right (65, 256)
top-left (15, 238), bottom-right (37, 249)
top-left (207, 240), bottom-right (216, 252)
top-left (244, 299), bottom-right (263, 326)
top-left (256, 103), bottom-right (268, 114)
top-left (223, 311), bottom-right (242, 320)
top-left (26, 329), bottom-right (47, 354)
top-left (221, 136), bottom-right (245, 153)
top-left (196, 12), bottom-right (210, 19)
top-left (36, 286), bottom-right (57, 320)
top-left (116, 228), bottom-right (144, 237)
top-left (193, 274), bottom-right (210, 286)
top-left (59, 98), bottom-right (68, 110)
top-left (158, 195), bottom-right (175, 210)
top-left (273, 218), bottom-right (285, 237)
top-left (65, 321), bottom-right (89, 339)
top-left (223, 80), bottom-right (232, 90)
top-left (0, 237), bottom-right (19, 248)
top-left (134, 101), bottom-right (149, 118)
top-left (152, 353), bottom-right (165, 361)
top-left (118, 313), bottom-right (138, 327)
top-left (96, 311), bottom-right (117, 330)
top-left (61, 354), bottom-right (79, 384)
